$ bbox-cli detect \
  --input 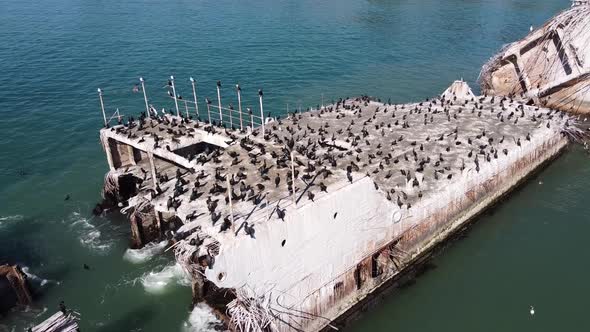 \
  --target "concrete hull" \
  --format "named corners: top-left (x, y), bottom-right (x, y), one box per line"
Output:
top-left (302, 134), bottom-right (568, 332)
top-left (313, 134), bottom-right (568, 331)
top-left (97, 80), bottom-right (577, 331)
